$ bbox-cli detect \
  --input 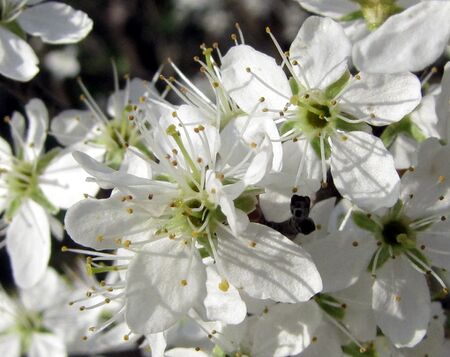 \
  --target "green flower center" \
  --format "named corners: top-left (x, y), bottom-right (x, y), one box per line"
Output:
top-left (381, 219), bottom-right (413, 247)
top-left (6, 160), bottom-right (39, 197)
top-left (344, 0), bottom-right (403, 30)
